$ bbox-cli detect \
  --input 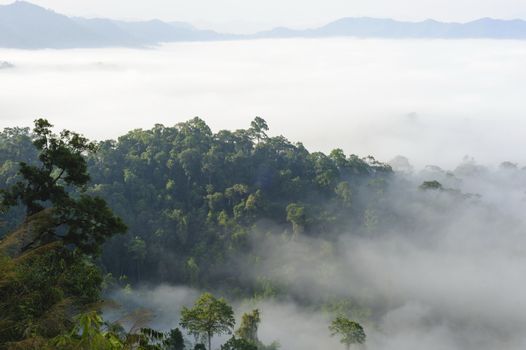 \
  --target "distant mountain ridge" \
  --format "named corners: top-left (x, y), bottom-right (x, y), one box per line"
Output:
top-left (0, 1), bottom-right (234, 48)
top-left (255, 17), bottom-right (526, 39)
top-left (1, 1), bottom-right (526, 49)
